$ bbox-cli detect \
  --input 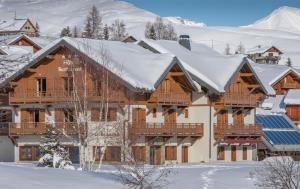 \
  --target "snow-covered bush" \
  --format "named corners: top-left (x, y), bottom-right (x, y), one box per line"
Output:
top-left (38, 126), bottom-right (74, 169)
